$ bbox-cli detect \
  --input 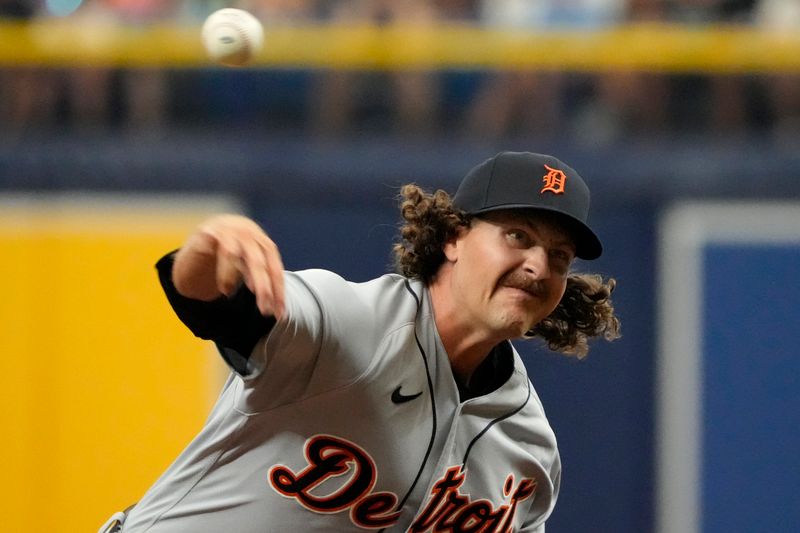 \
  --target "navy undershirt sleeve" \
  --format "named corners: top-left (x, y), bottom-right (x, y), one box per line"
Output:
top-left (155, 251), bottom-right (276, 374)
